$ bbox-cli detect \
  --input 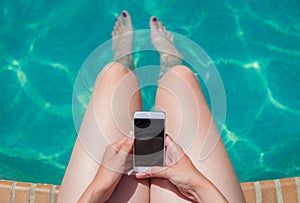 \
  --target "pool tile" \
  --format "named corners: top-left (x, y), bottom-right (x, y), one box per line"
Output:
top-left (280, 178), bottom-right (298, 203)
top-left (34, 184), bottom-right (52, 202)
top-left (54, 185), bottom-right (60, 203)
top-left (241, 182), bottom-right (256, 202)
top-left (14, 182), bottom-right (31, 203)
top-left (0, 180), bottom-right (13, 202)
top-left (260, 180), bottom-right (277, 202)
